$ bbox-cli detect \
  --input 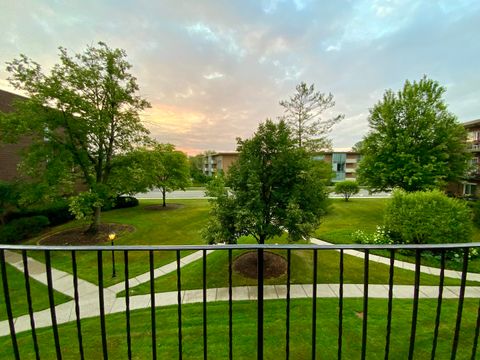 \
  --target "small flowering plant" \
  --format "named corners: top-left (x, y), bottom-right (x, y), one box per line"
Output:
top-left (352, 226), bottom-right (394, 245)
